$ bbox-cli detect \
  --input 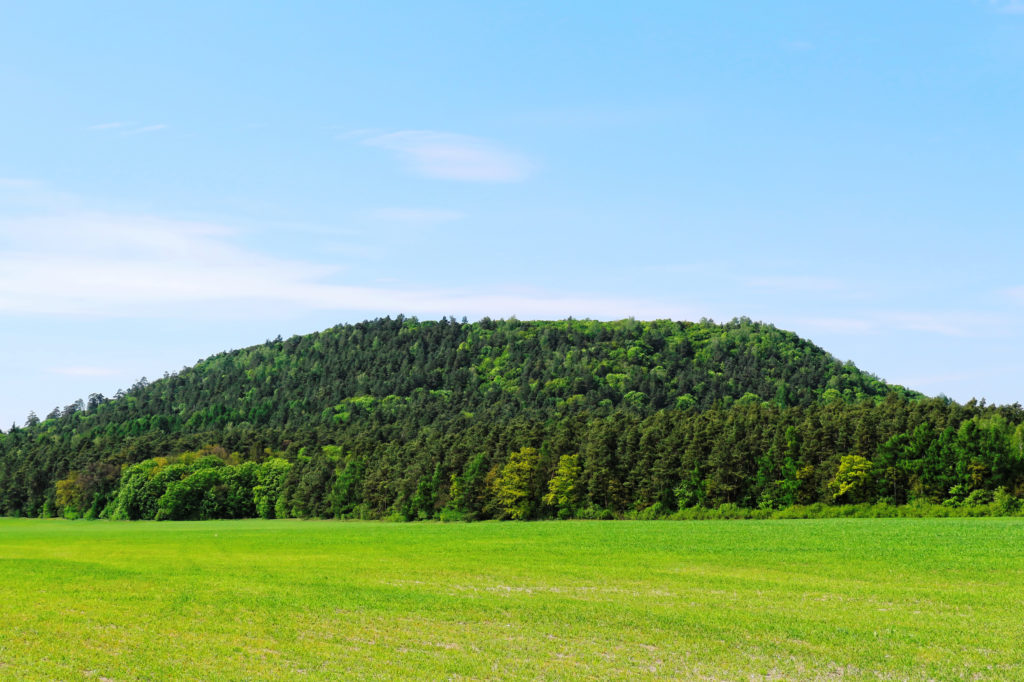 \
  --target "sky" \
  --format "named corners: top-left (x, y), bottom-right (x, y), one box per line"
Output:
top-left (1, 1), bottom-right (1023, 427)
